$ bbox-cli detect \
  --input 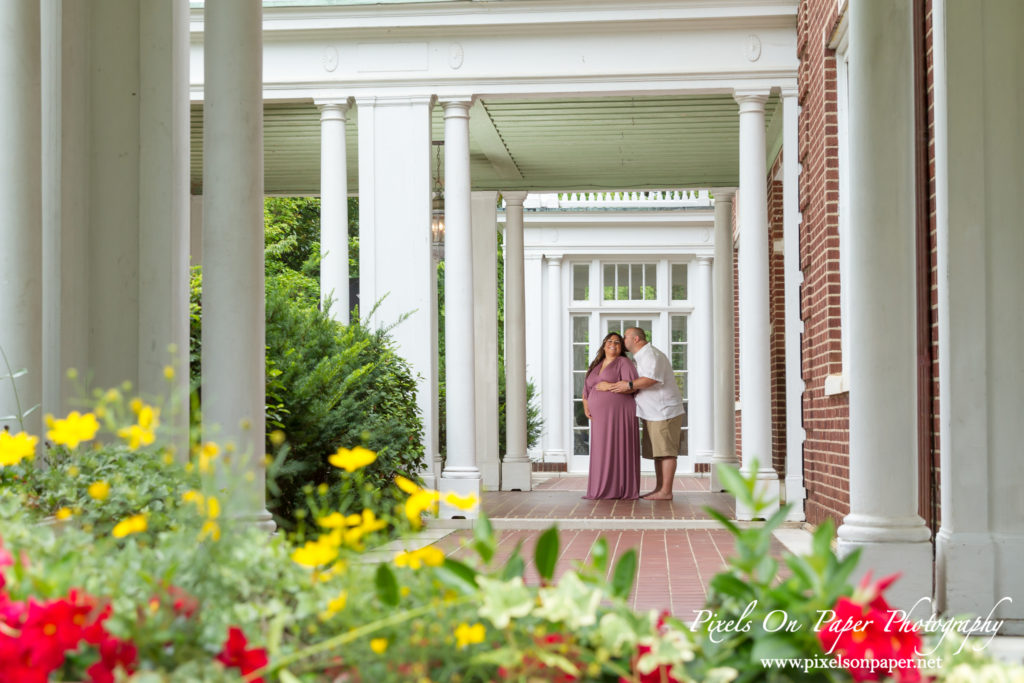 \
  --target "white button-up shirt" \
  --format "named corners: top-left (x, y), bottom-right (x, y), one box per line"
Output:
top-left (632, 343), bottom-right (686, 421)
